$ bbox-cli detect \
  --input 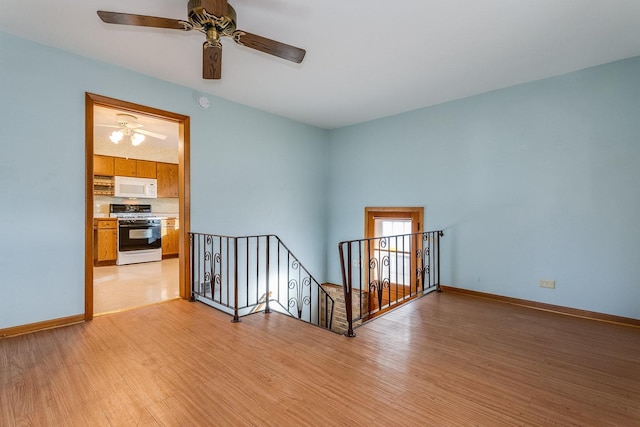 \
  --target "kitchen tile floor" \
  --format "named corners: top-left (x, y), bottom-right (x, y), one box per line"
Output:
top-left (93, 258), bottom-right (180, 315)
